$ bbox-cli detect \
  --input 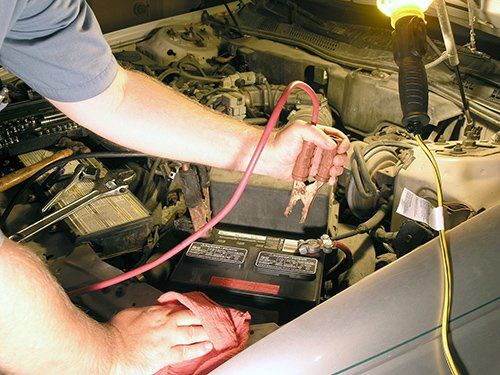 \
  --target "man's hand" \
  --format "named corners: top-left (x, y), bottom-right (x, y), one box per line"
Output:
top-left (108, 305), bottom-right (213, 375)
top-left (257, 121), bottom-right (350, 183)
